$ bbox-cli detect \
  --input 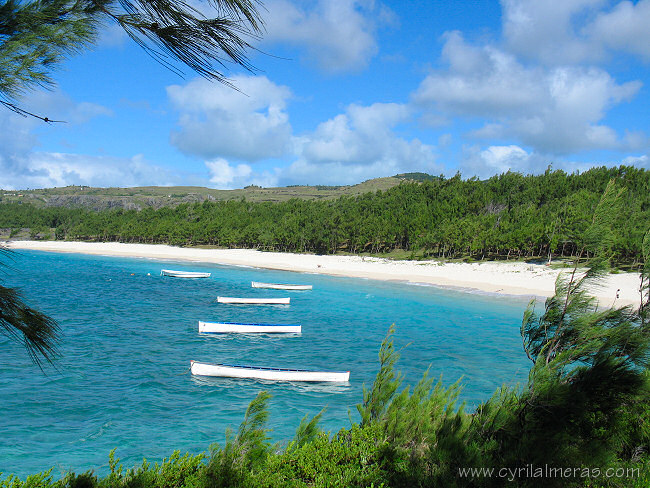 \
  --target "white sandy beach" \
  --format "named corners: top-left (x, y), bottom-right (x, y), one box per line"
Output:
top-left (3, 240), bottom-right (643, 308)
